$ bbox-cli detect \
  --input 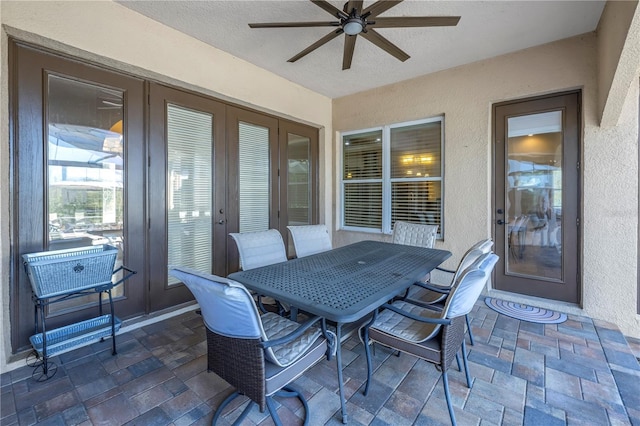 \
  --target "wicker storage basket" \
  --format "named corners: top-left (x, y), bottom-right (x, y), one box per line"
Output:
top-left (29, 314), bottom-right (122, 357)
top-left (23, 244), bottom-right (119, 298)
